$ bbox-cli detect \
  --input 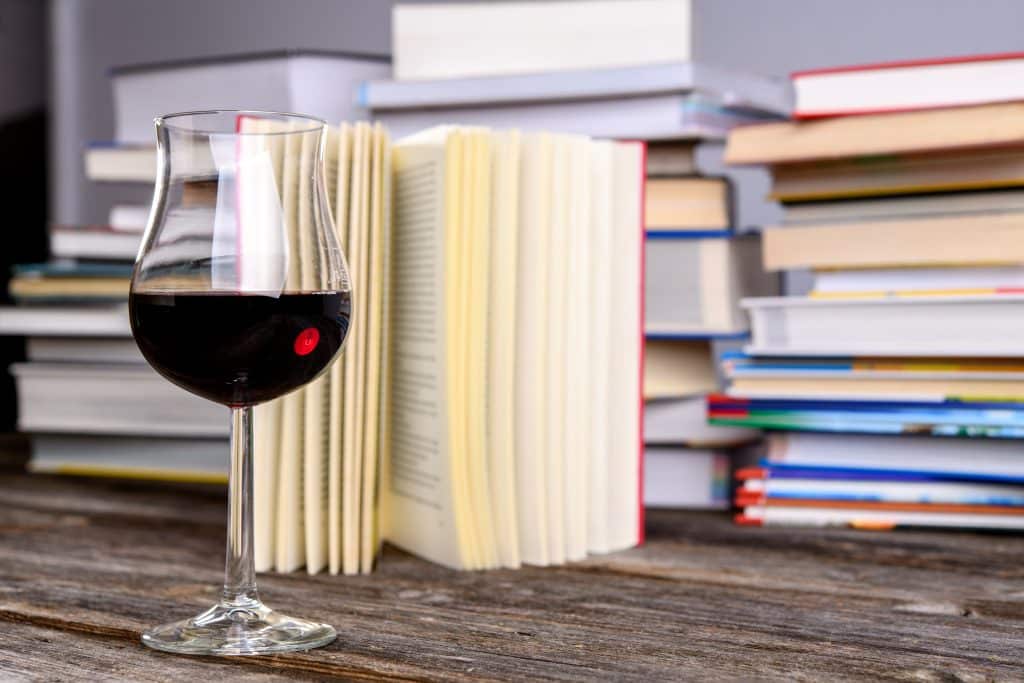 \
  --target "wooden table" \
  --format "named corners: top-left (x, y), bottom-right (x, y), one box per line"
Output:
top-left (2, 472), bottom-right (1023, 681)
